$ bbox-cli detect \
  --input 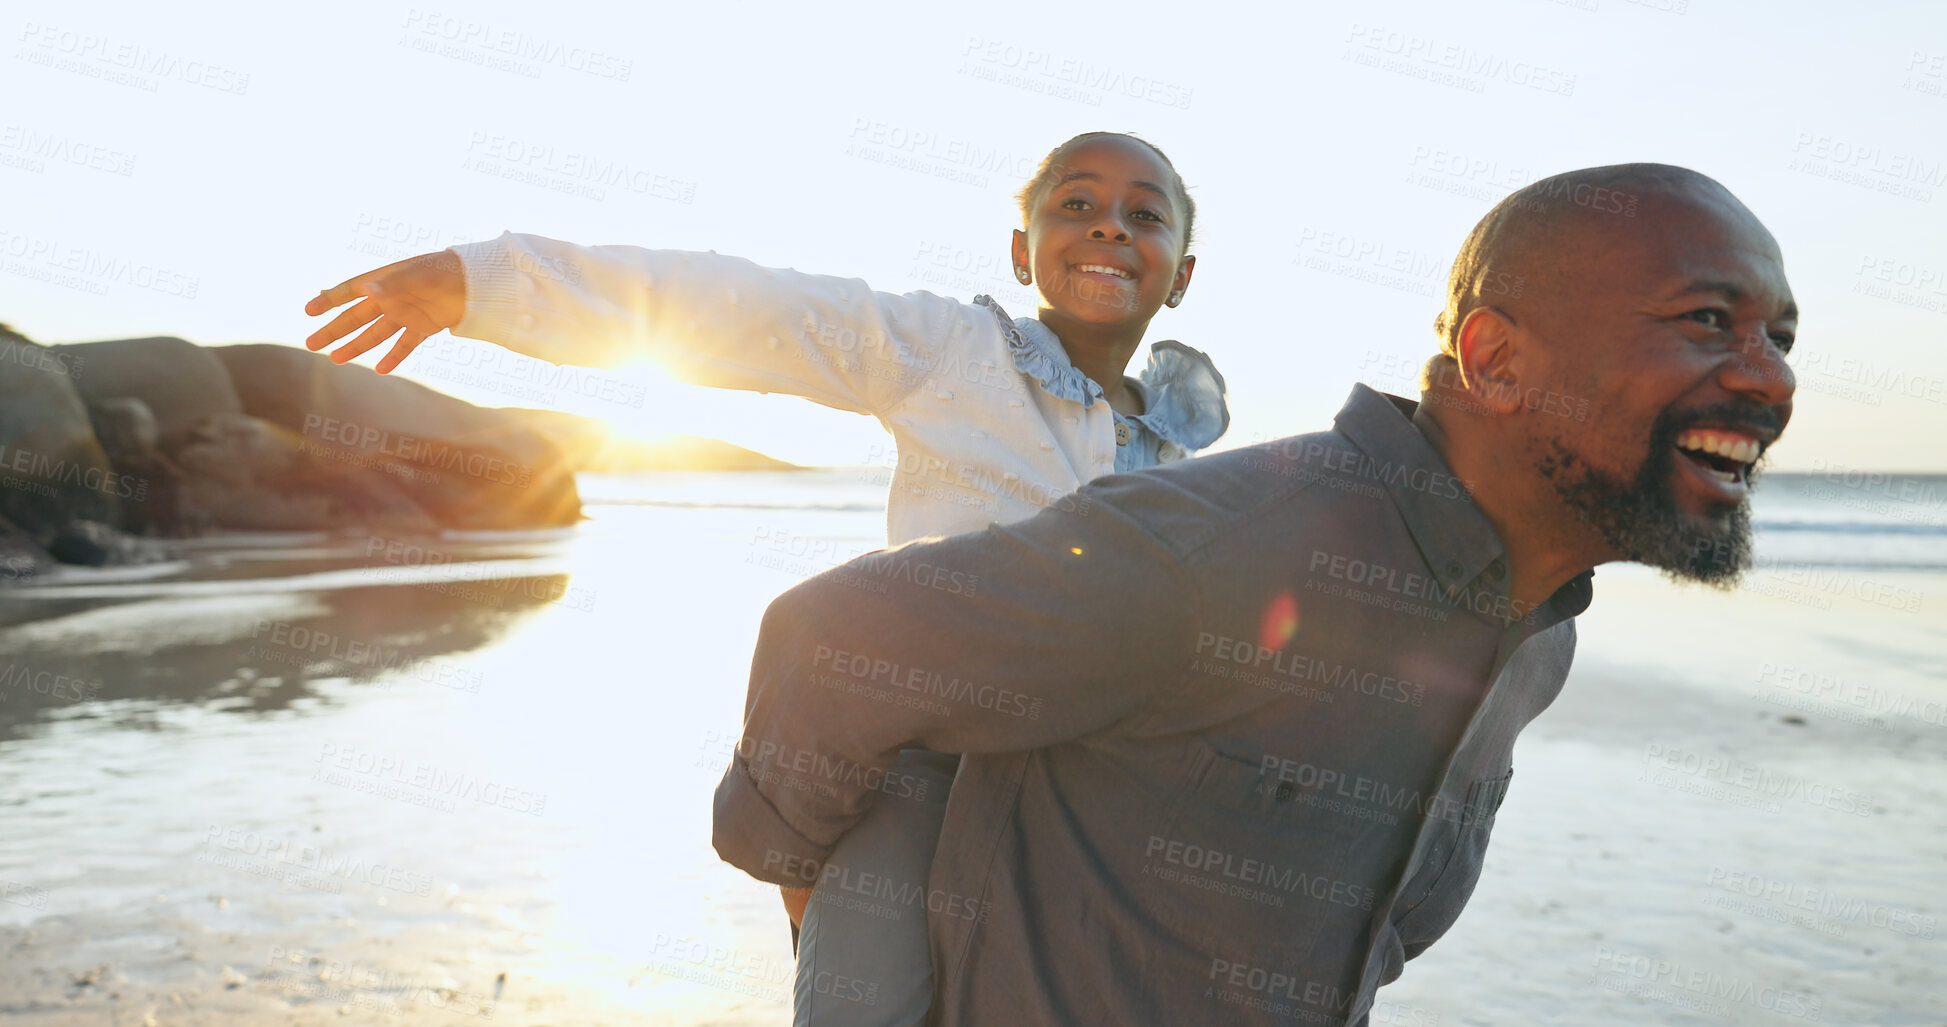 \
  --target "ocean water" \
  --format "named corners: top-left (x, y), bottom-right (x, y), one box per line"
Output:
top-left (0, 469), bottom-right (1939, 1025)
top-left (1745, 472), bottom-right (1947, 569)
